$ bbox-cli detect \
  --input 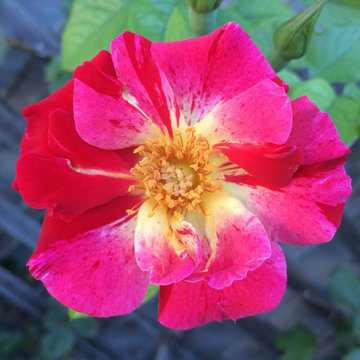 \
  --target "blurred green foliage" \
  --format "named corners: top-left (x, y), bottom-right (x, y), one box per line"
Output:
top-left (60, 0), bottom-right (294, 70)
top-left (142, 283), bottom-right (159, 304)
top-left (50, 0), bottom-right (360, 147)
top-left (0, 297), bottom-right (98, 360)
top-left (277, 267), bottom-right (360, 359)
top-left (288, 78), bottom-right (360, 146)
top-left (276, 324), bottom-right (315, 360)
top-left (0, 27), bottom-right (6, 65)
